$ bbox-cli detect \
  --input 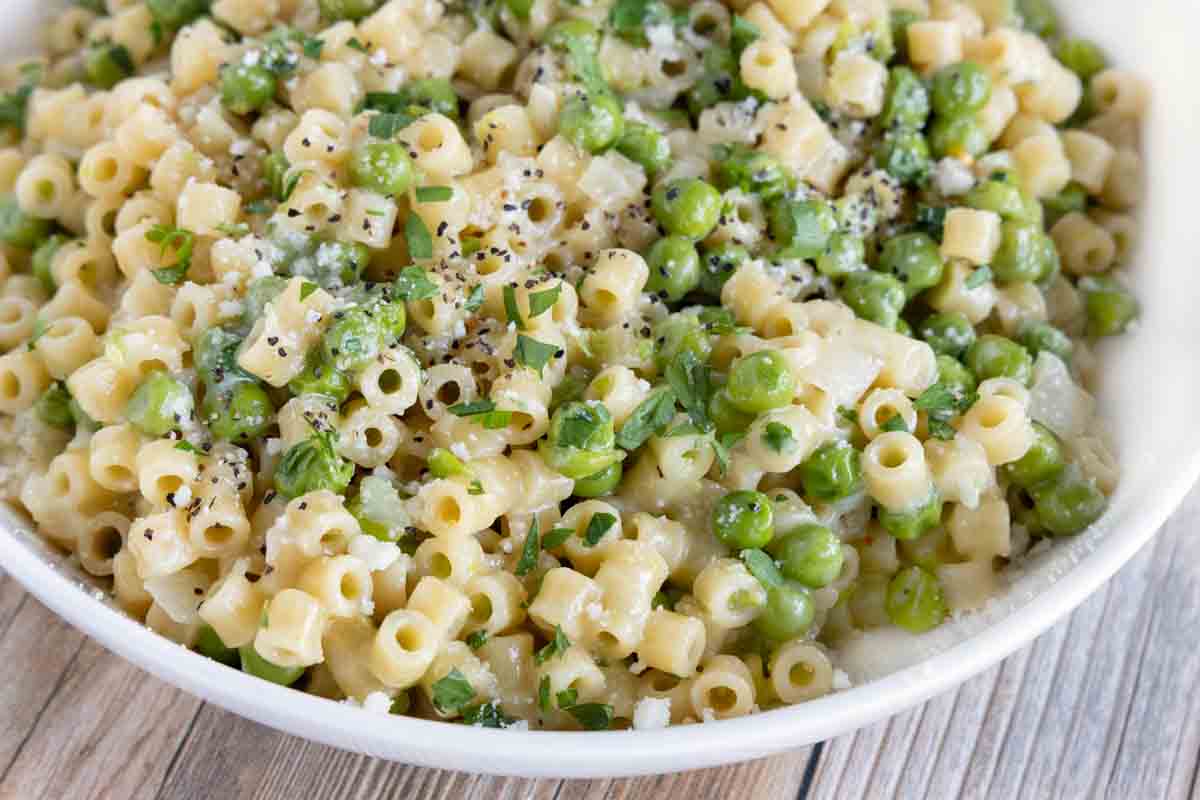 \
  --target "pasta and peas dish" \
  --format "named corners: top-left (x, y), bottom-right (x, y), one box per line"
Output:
top-left (0, 0), bottom-right (1145, 731)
